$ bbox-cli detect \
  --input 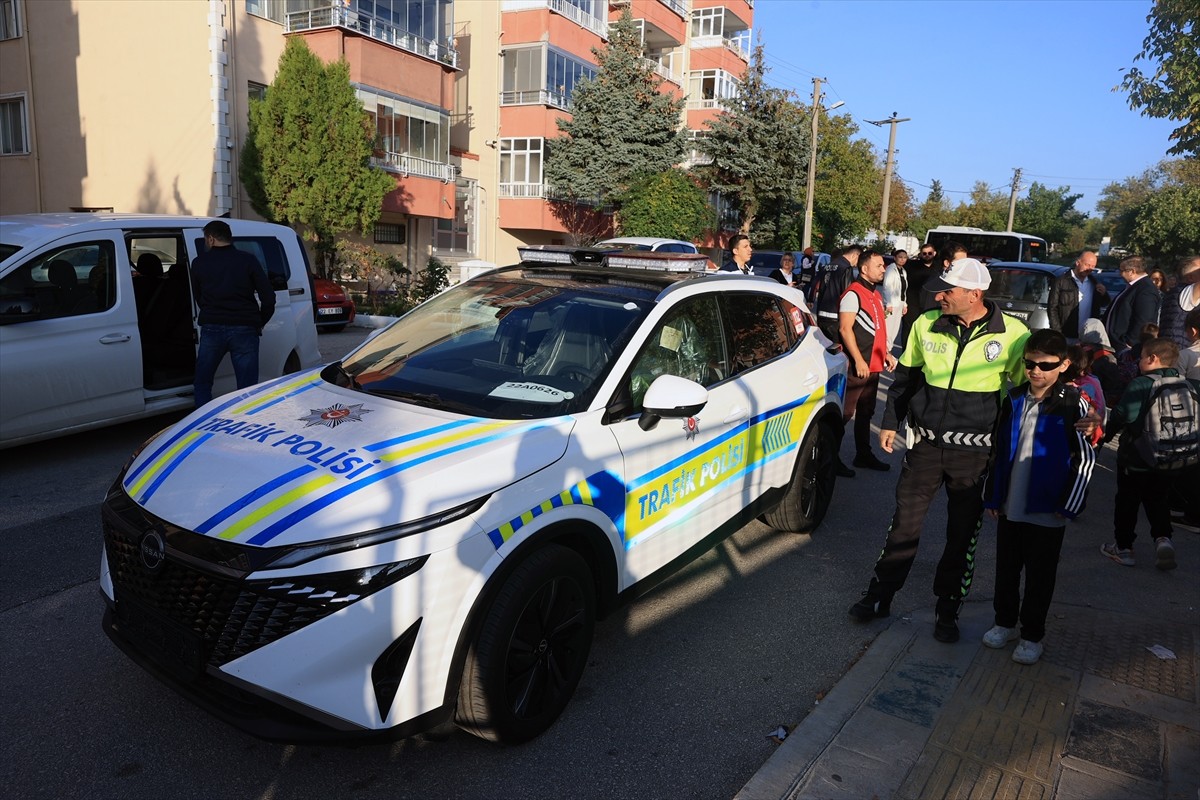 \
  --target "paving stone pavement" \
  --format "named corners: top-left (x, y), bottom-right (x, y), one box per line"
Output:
top-left (738, 603), bottom-right (1199, 800)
